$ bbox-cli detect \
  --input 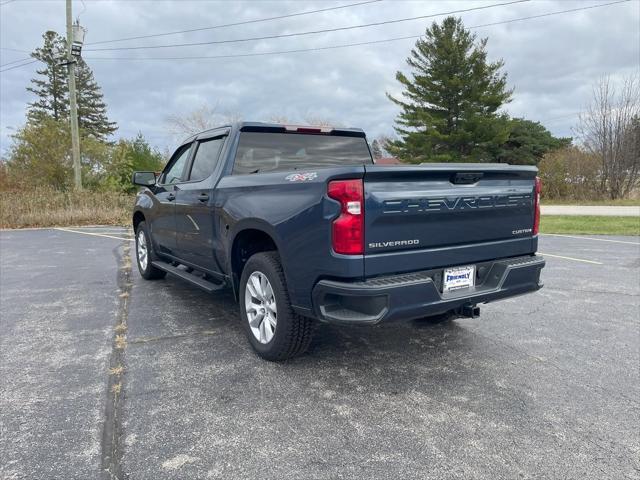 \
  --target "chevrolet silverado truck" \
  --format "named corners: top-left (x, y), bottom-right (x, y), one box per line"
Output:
top-left (132, 122), bottom-right (545, 360)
